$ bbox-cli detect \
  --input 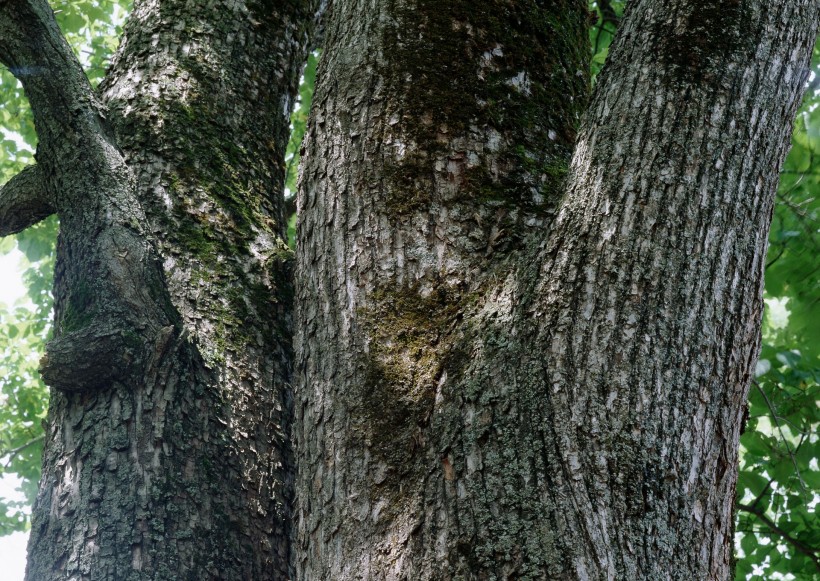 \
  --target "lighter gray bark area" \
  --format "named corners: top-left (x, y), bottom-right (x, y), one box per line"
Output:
top-left (295, 0), bottom-right (819, 579)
